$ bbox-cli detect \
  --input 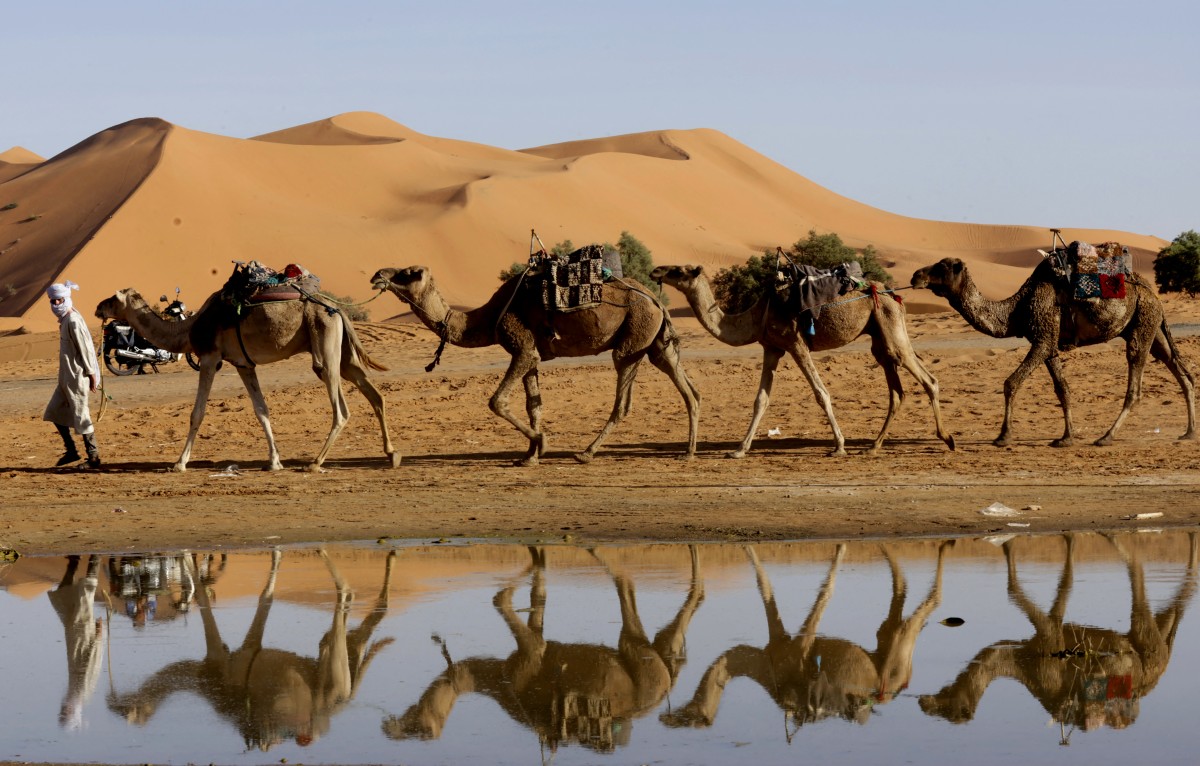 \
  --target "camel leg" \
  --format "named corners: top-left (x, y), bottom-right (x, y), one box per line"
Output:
top-left (995, 343), bottom-right (1057, 447)
top-left (788, 344), bottom-right (846, 456)
top-left (1149, 325), bottom-right (1198, 440)
top-left (522, 369), bottom-right (546, 460)
top-left (648, 336), bottom-right (701, 460)
top-left (576, 351), bottom-right (645, 464)
top-left (1095, 324), bottom-right (1158, 446)
top-left (489, 353), bottom-right (544, 466)
top-left (173, 357), bottom-right (220, 472)
top-left (1043, 356), bottom-right (1078, 448)
top-left (234, 366), bottom-right (284, 471)
top-left (865, 351), bottom-right (905, 455)
top-left (308, 361), bottom-right (350, 472)
top-left (892, 343), bottom-right (956, 451)
top-left (342, 359), bottom-right (401, 468)
top-left (730, 346), bottom-right (784, 459)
